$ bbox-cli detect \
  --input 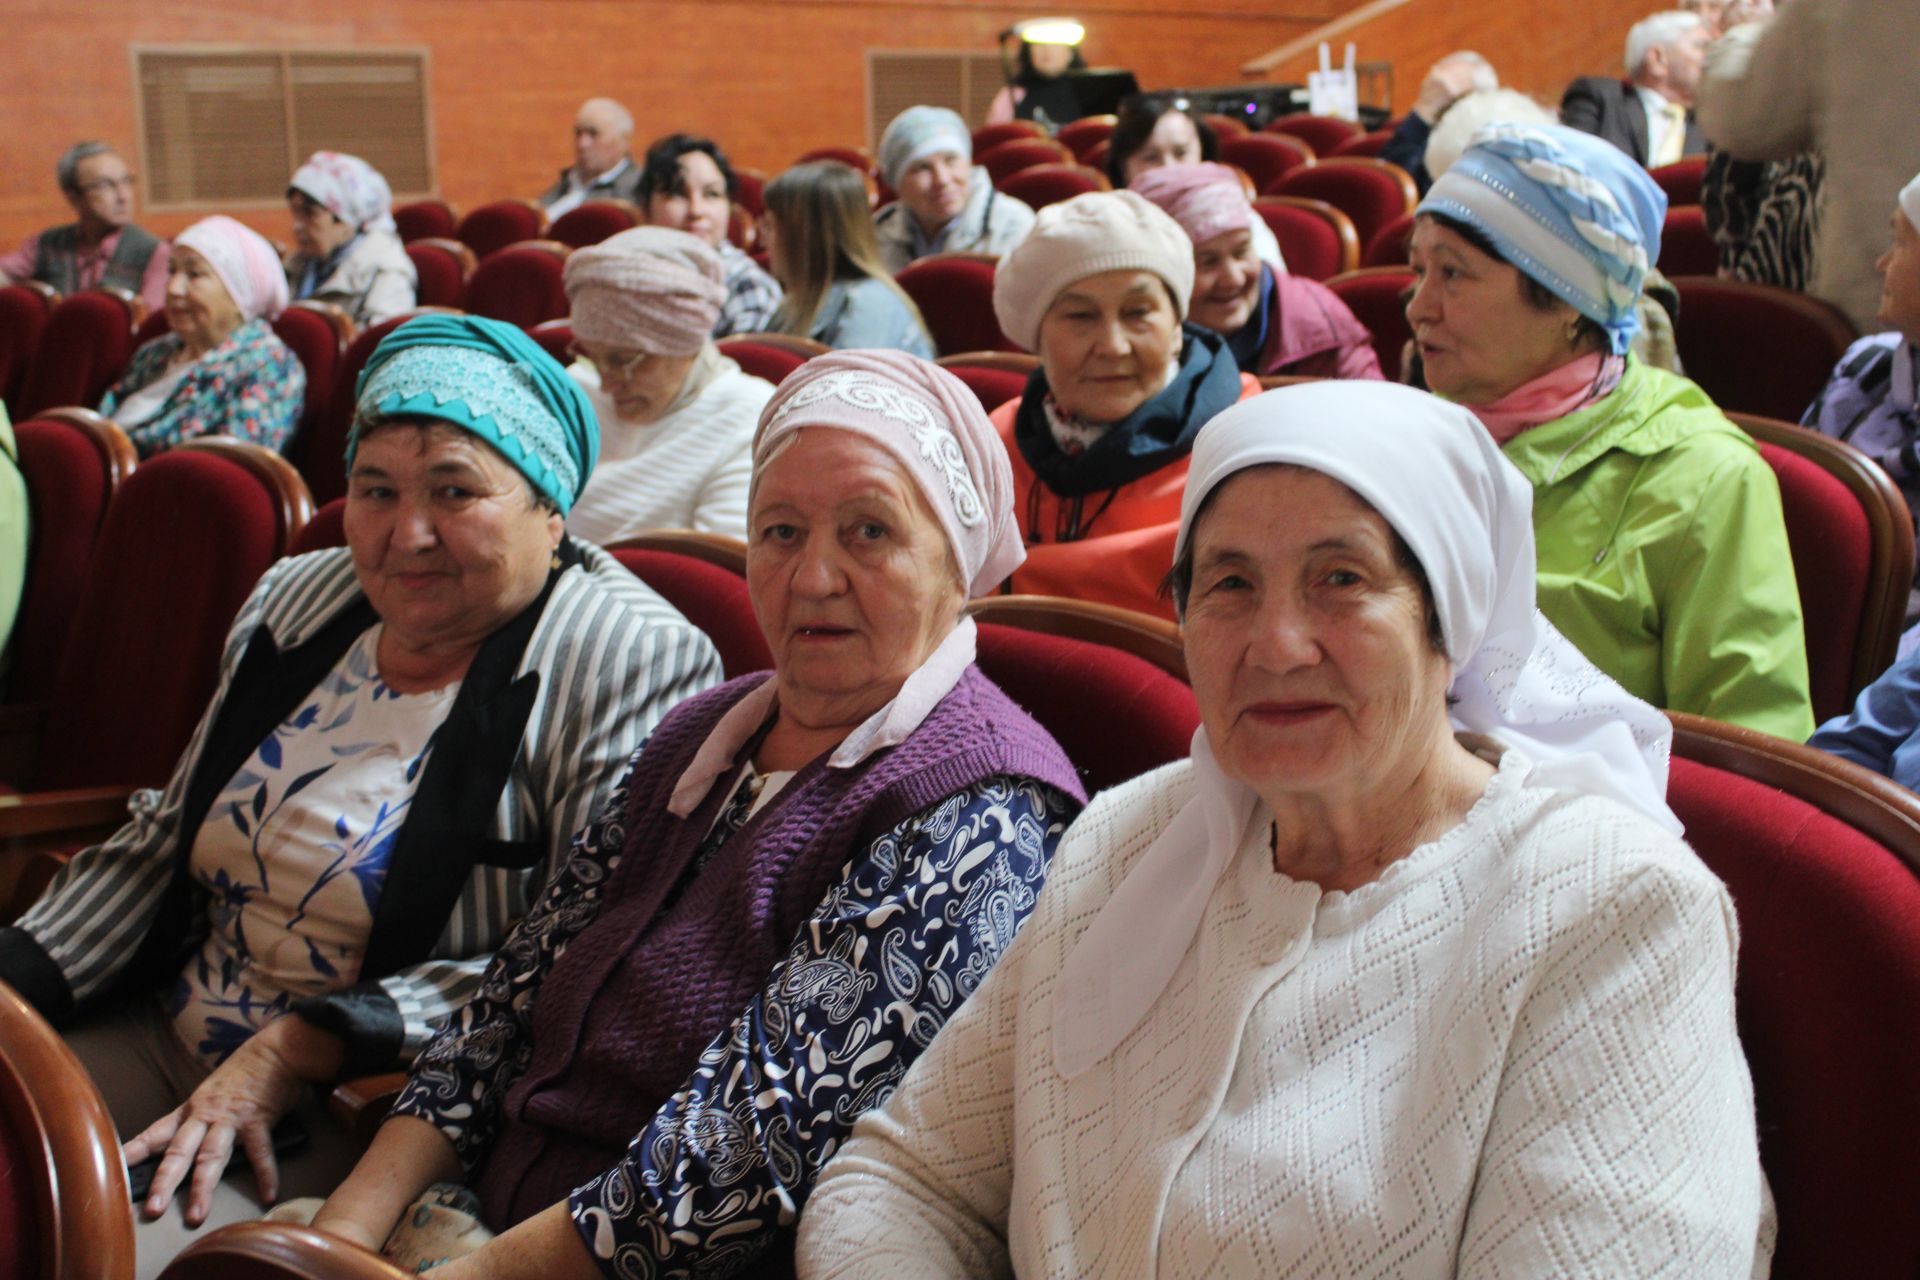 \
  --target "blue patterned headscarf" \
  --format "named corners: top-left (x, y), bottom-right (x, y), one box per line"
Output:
top-left (349, 314), bottom-right (599, 514)
top-left (1418, 123), bottom-right (1667, 355)
top-left (878, 106), bottom-right (973, 191)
